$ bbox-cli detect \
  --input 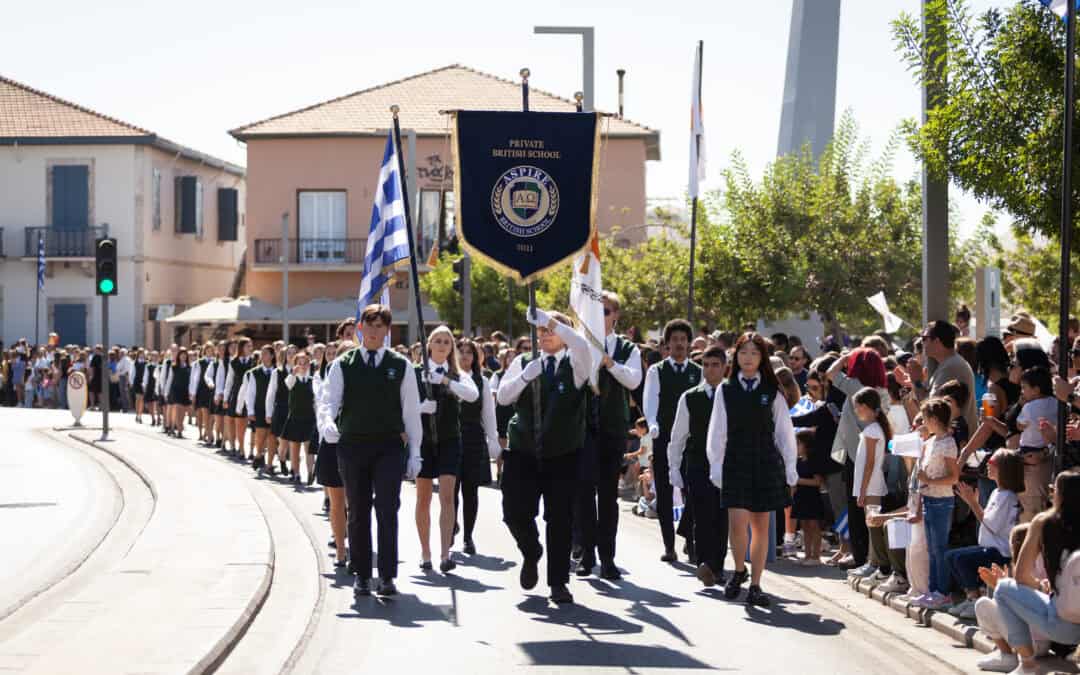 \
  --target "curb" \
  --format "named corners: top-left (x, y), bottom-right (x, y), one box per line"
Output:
top-left (74, 430), bottom-right (275, 675)
top-left (846, 575), bottom-right (994, 654)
